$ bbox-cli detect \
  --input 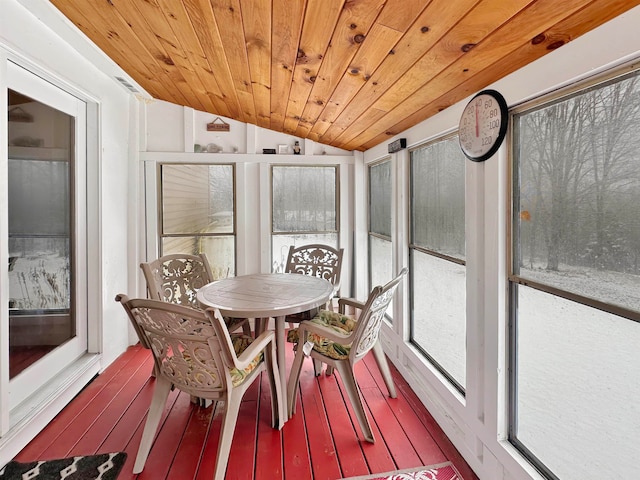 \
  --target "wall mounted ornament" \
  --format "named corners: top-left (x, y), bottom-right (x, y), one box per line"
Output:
top-left (207, 117), bottom-right (230, 132)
